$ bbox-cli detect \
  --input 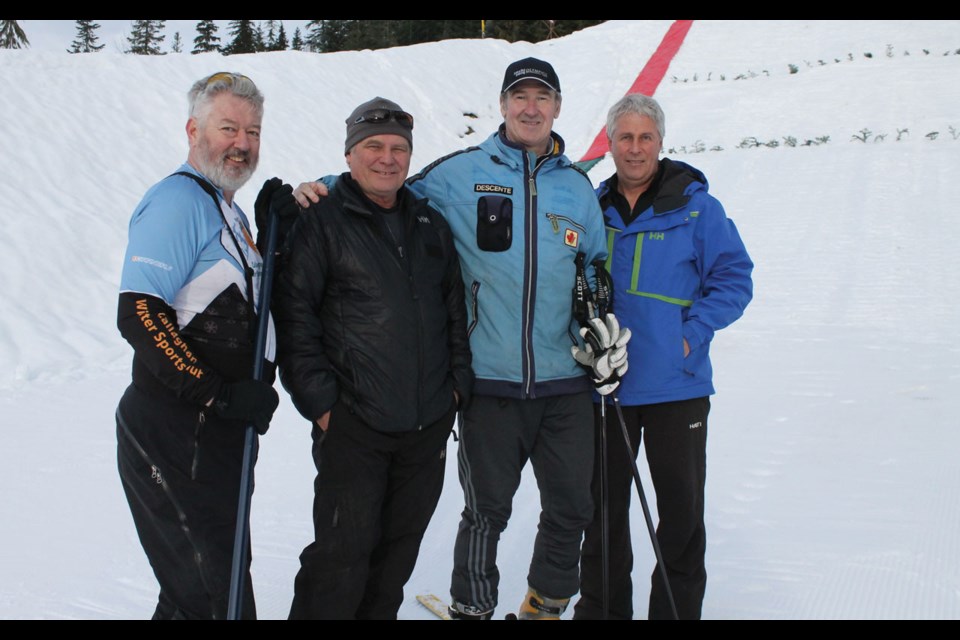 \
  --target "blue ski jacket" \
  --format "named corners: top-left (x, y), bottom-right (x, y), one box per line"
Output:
top-left (599, 159), bottom-right (753, 405)
top-left (407, 127), bottom-right (608, 399)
